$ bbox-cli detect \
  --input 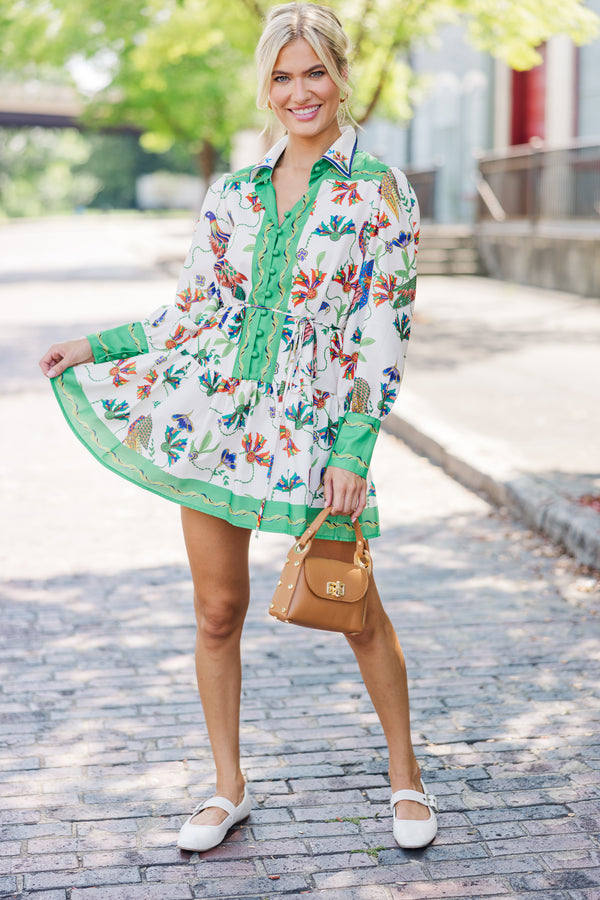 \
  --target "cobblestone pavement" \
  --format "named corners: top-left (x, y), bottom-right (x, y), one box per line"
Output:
top-left (1, 217), bottom-right (600, 899)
